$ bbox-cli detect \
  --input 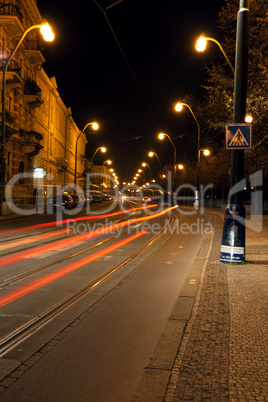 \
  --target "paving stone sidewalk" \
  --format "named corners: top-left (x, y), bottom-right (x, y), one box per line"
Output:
top-left (165, 213), bottom-right (268, 401)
